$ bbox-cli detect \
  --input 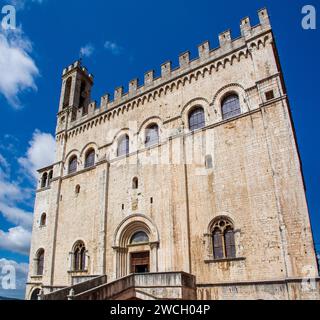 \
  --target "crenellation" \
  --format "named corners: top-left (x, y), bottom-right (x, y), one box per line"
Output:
top-left (100, 94), bottom-right (110, 110)
top-left (129, 78), bottom-right (138, 95)
top-left (66, 9), bottom-right (274, 127)
top-left (179, 51), bottom-right (190, 68)
top-left (240, 17), bottom-right (251, 38)
top-left (198, 41), bottom-right (210, 60)
top-left (144, 70), bottom-right (155, 86)
top-left (88, 101), bottom-right (97, 115)
top-left (258, 8), bottom-right (270, 27)
top-left (114, 86), bottom-right (123, 100)
top-left (218, 29), bottom-right (232, 47)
